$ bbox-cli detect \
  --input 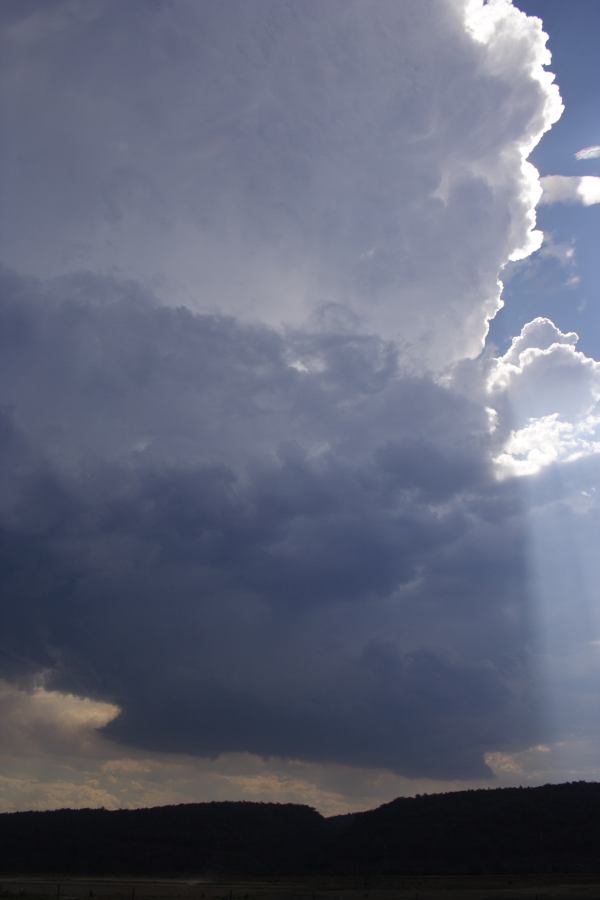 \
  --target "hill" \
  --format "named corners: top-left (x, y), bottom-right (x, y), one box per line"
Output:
top-left (1, 782), bottom-right (600, 876)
